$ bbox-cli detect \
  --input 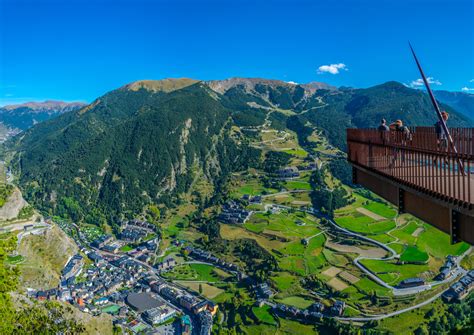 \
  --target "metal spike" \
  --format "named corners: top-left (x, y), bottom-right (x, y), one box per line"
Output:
top-left (409, 42), bottom-right (464, 174)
